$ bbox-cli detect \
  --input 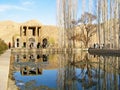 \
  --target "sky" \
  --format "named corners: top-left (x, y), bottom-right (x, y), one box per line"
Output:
top-left (0, 0), bottom-right (97, 25)
top-left (0, 0), bottom-right (56, 25)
